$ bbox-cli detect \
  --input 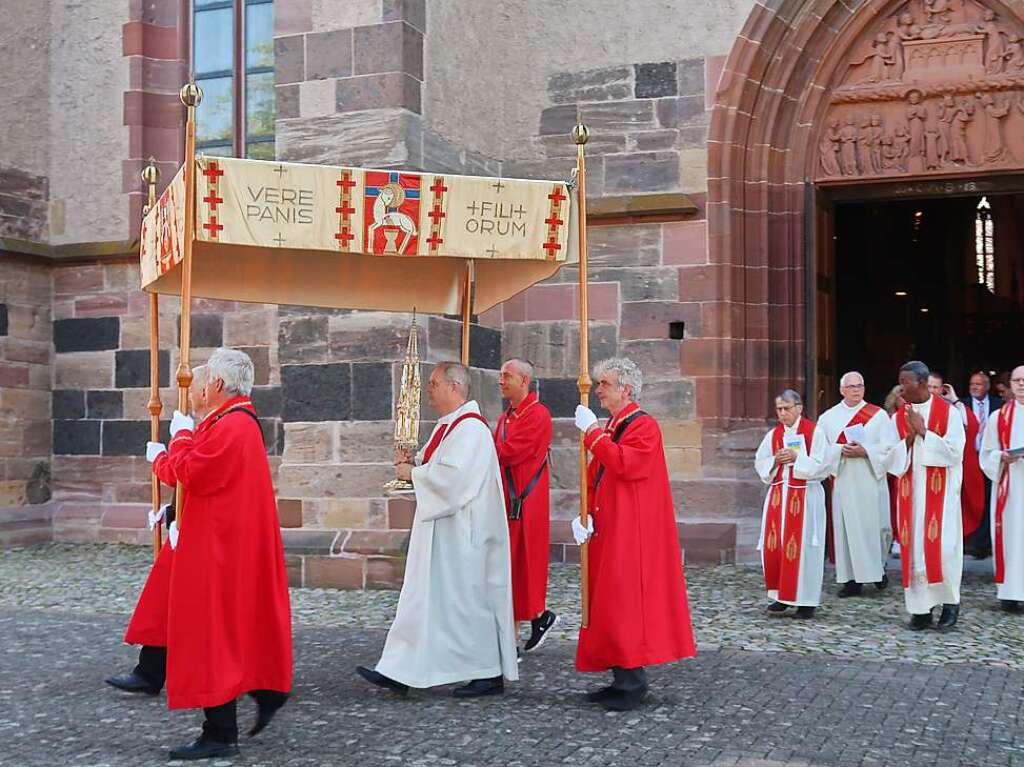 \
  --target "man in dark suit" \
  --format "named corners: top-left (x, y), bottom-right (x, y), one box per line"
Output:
top-left (964, 371), bottom-right (1003, 558)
